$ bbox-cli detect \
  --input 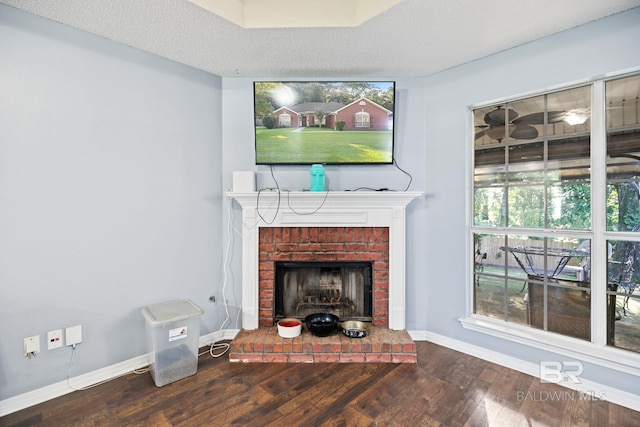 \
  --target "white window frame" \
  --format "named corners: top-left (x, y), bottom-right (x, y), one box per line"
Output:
top-left (461, 70), bottom-right (640, 377)
top-left (355, 111), bottom-right (370, 128)
top-left (278, 113), bottom-right (291, 127)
